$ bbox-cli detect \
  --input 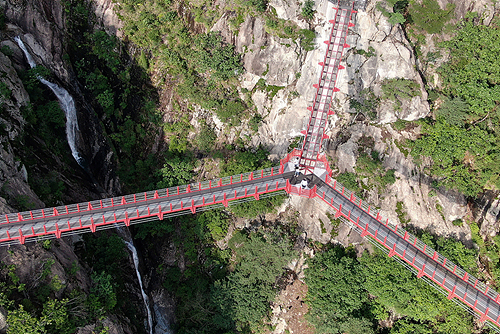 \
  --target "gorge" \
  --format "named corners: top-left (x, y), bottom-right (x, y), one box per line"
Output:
top-left (0, 0), bottom-right (499, 333)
